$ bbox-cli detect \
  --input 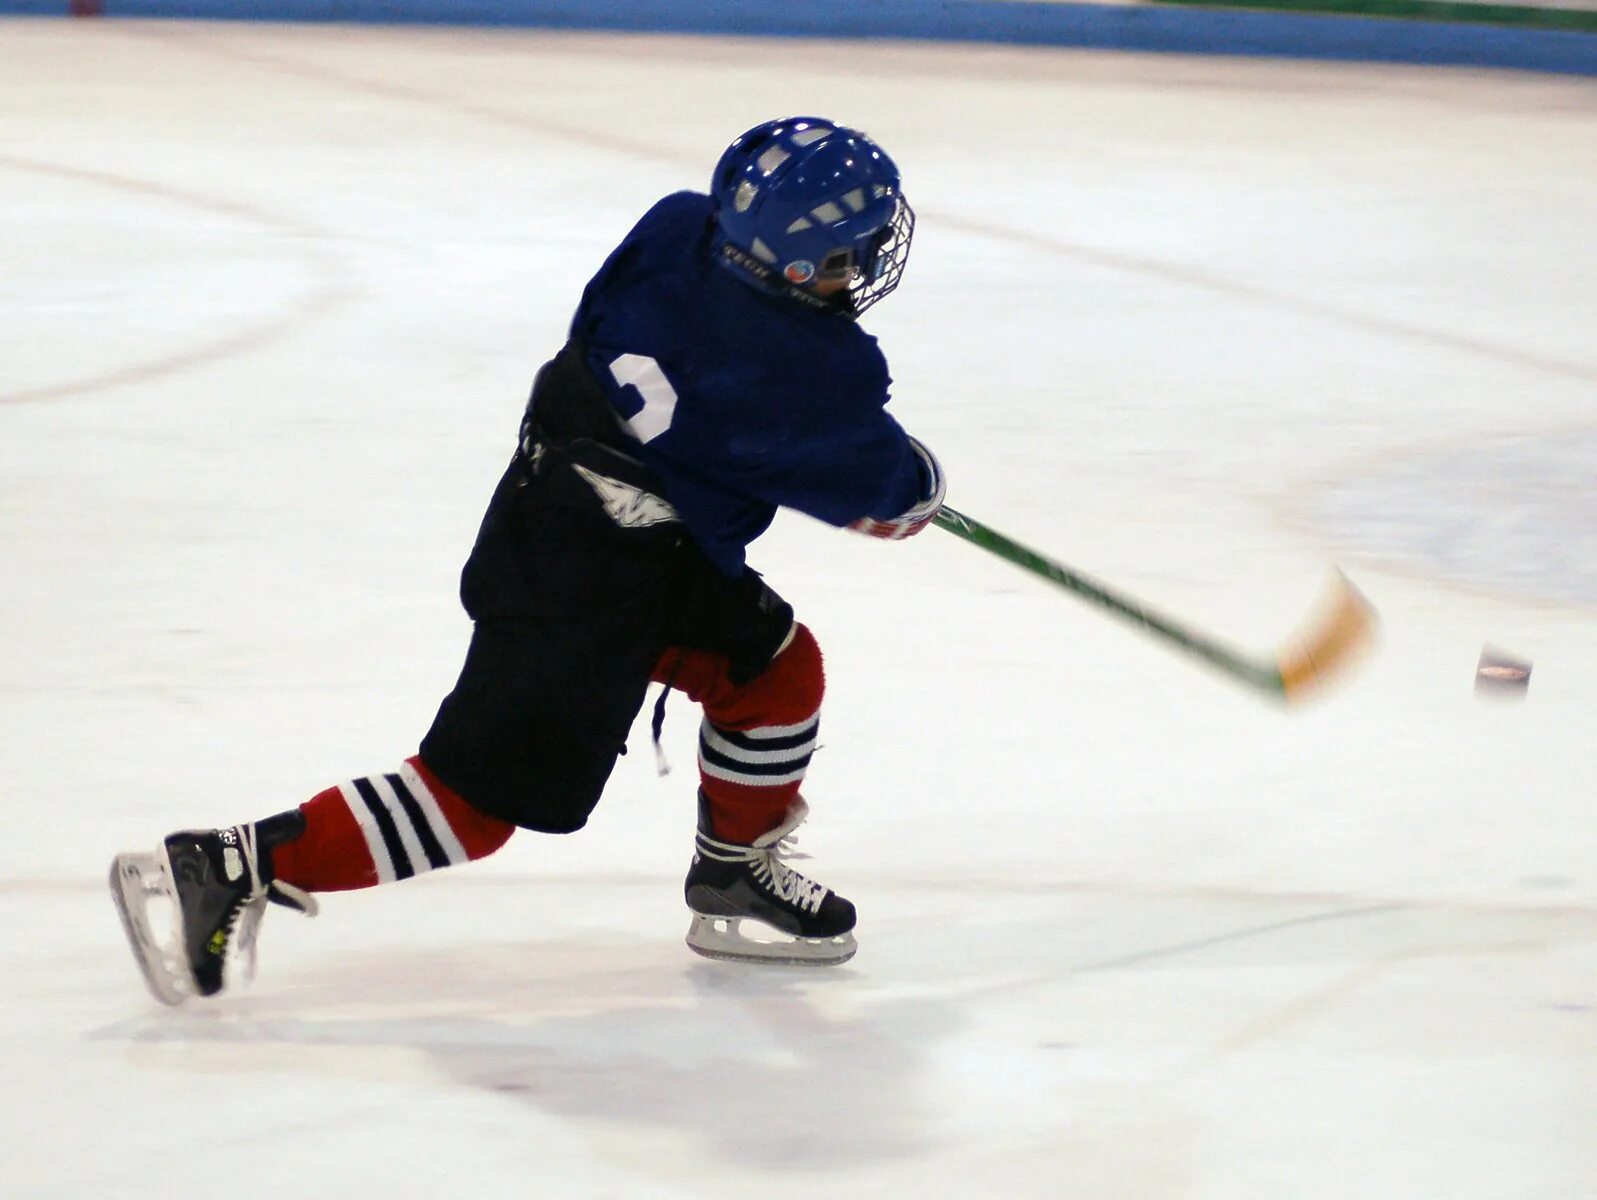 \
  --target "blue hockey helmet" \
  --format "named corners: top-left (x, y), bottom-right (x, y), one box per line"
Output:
top-left (710, 116), bottom-right (914, 316)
